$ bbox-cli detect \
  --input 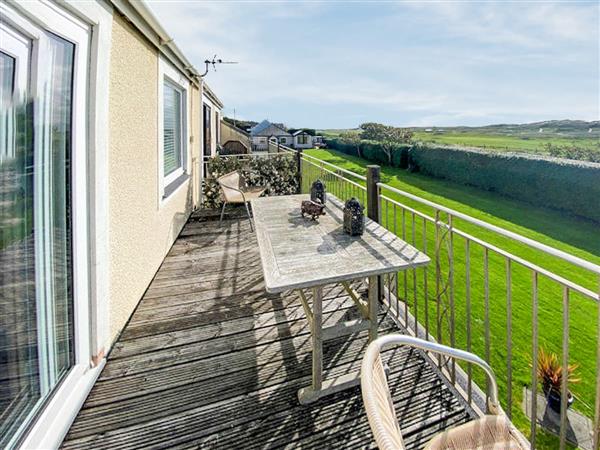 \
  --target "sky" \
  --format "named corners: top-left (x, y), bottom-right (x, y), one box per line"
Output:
top-left (146, 1), bottom-right (600, 129)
